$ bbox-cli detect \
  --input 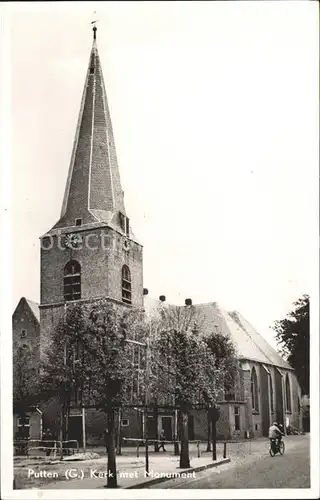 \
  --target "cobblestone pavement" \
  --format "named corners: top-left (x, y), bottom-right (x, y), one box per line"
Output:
top-left (150, 435), bottom-right (310, 489)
